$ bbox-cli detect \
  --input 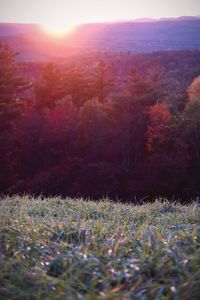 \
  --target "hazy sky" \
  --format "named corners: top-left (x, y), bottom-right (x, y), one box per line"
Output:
top-left (0, 0), bottom-right (200, 24)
